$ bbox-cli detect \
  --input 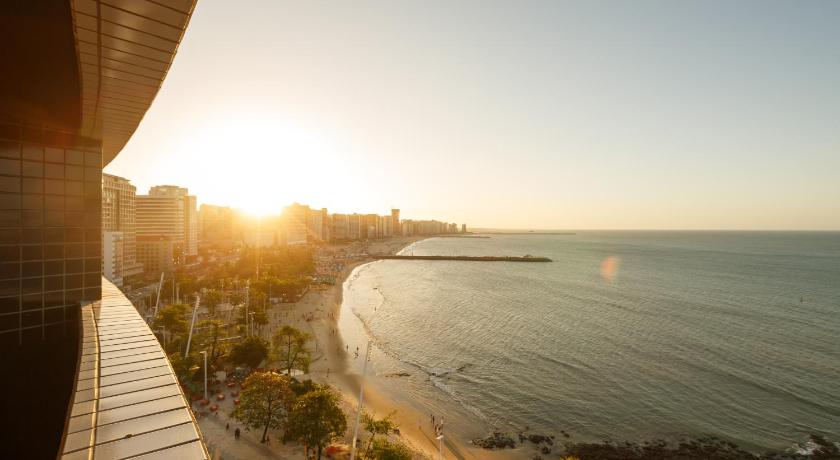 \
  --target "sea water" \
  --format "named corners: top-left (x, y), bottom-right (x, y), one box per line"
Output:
top-left (338, 232), bottom-right (840, 451)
